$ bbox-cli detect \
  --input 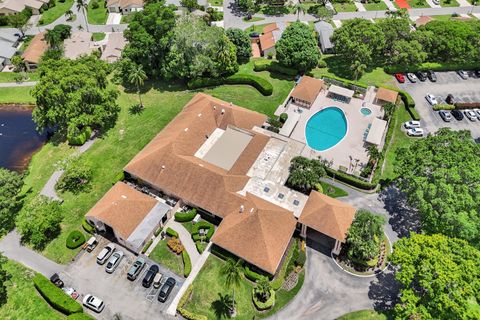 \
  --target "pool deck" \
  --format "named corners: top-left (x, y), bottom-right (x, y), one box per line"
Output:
top-left (275, 89), bottom-right (384, 175)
